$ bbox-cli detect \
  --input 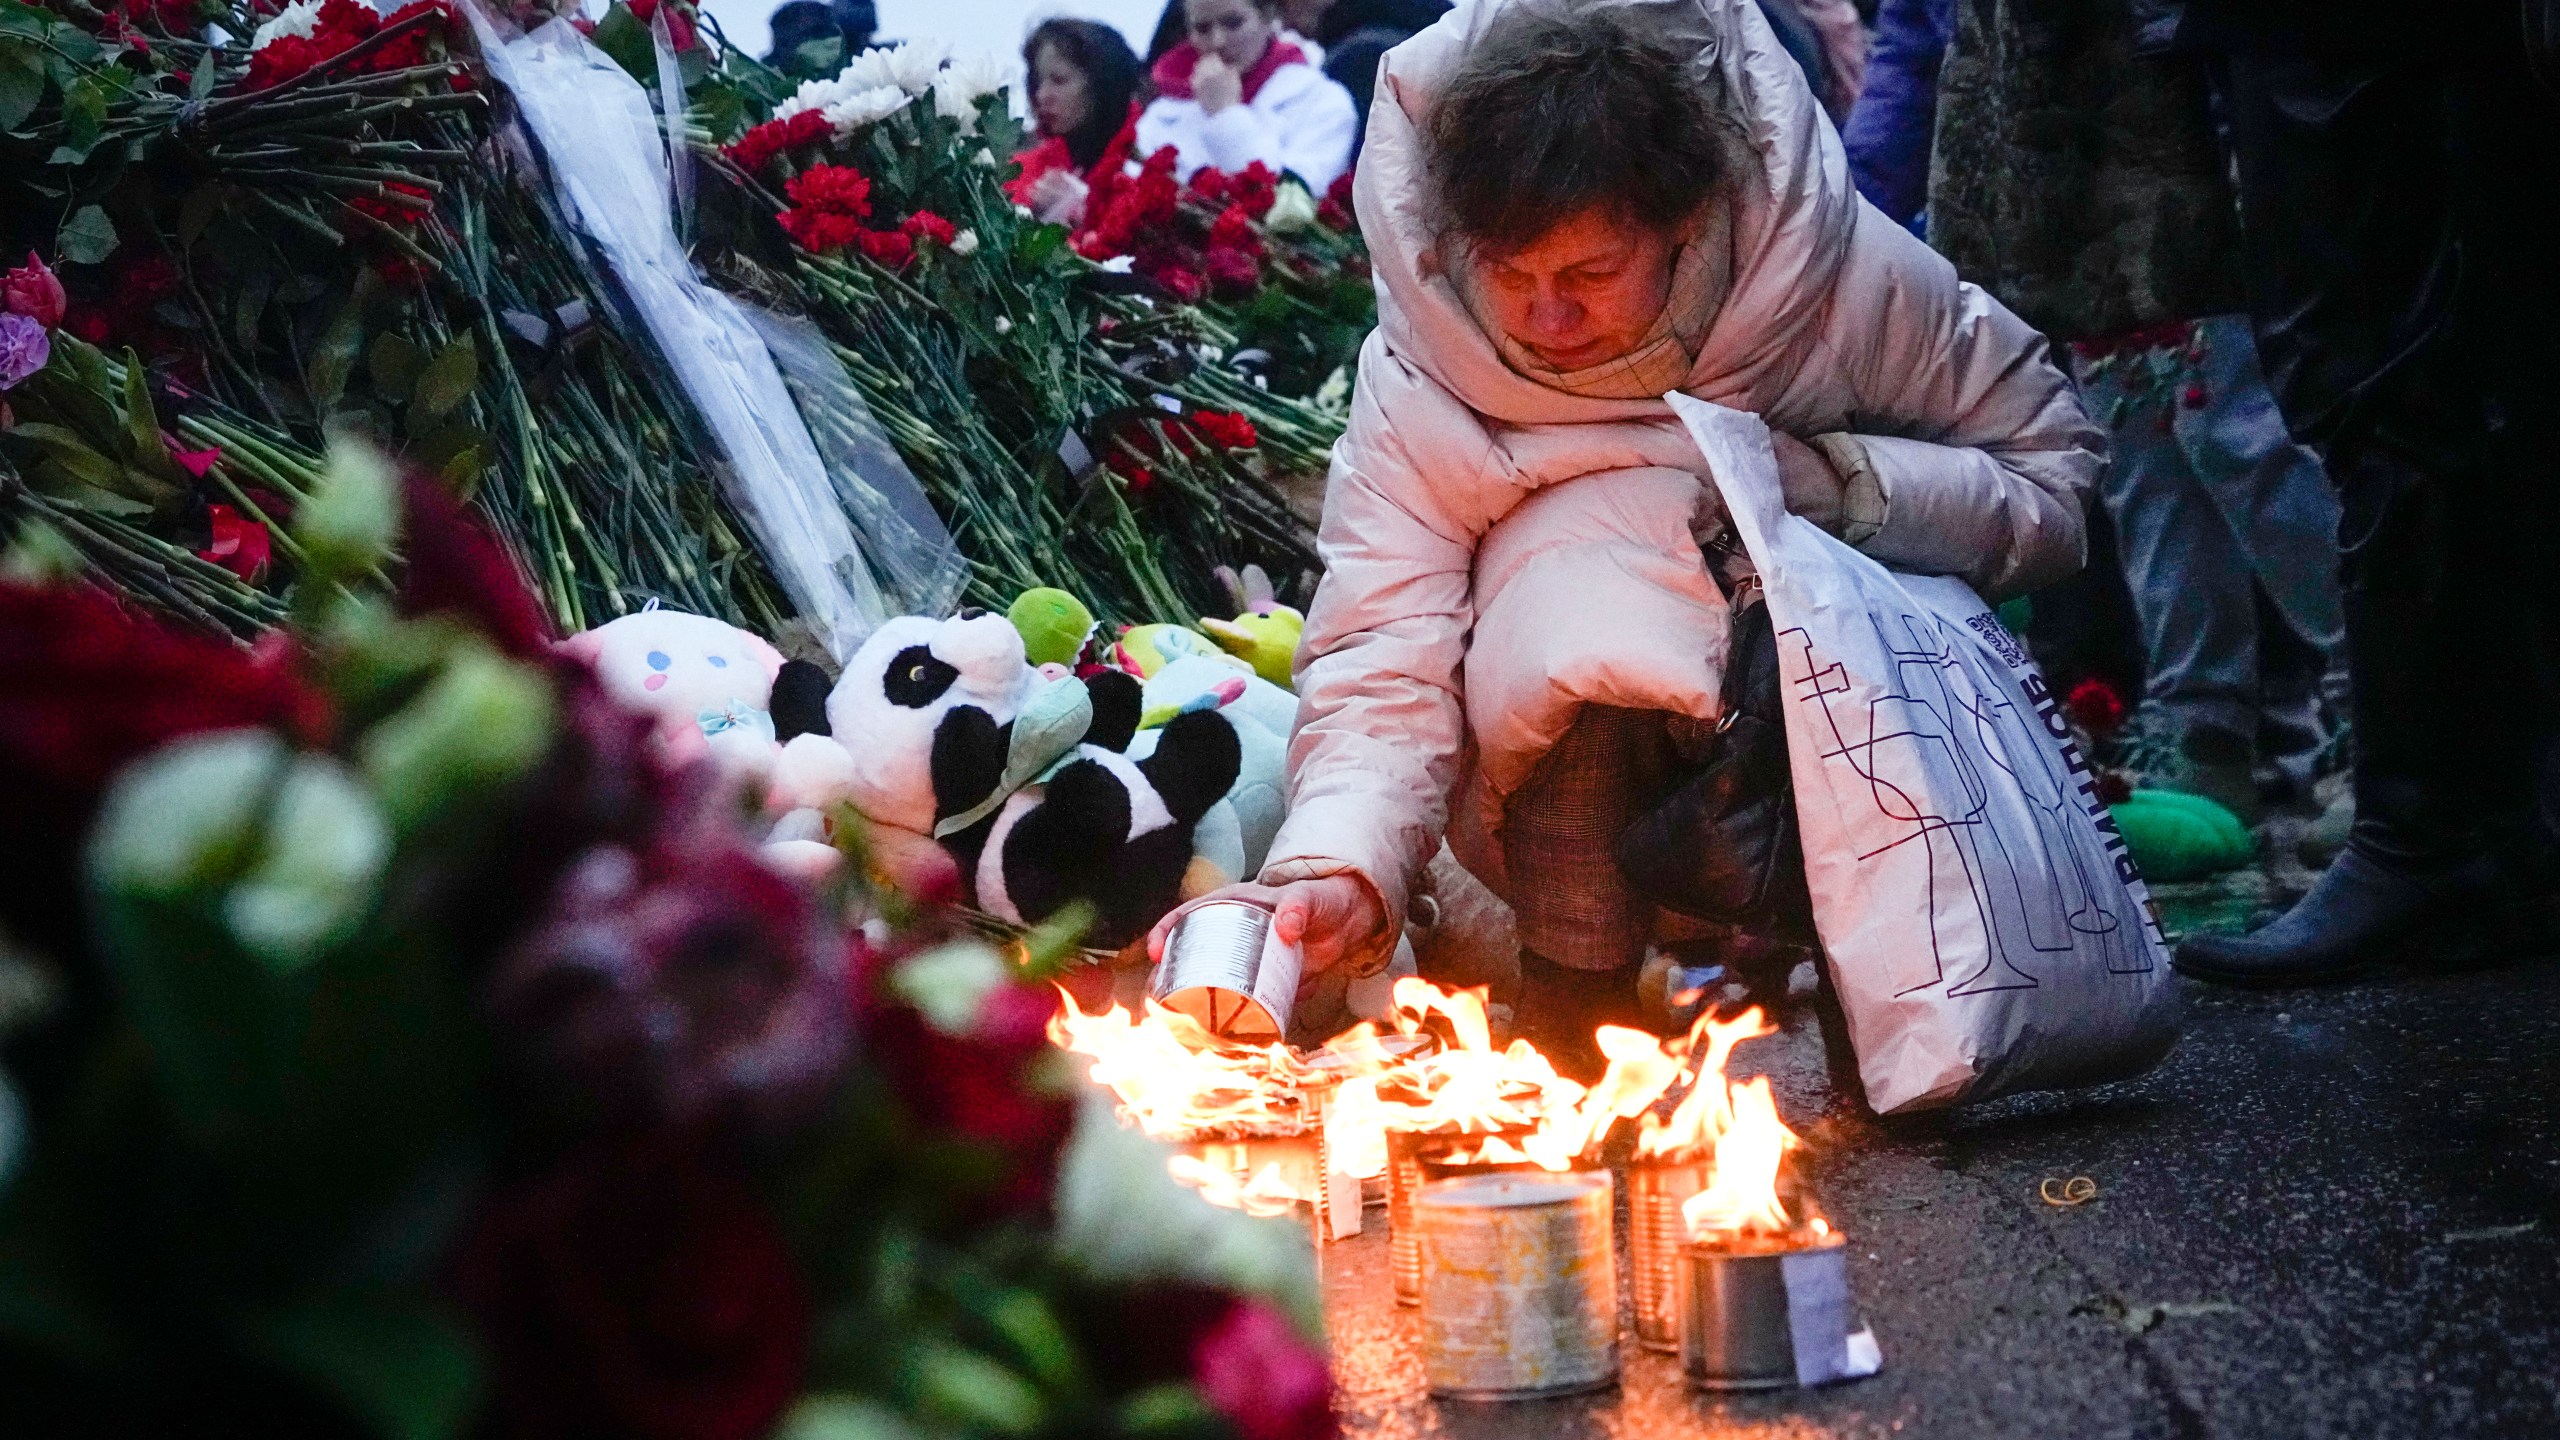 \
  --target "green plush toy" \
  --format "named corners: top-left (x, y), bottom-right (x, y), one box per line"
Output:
top-left (1008, 587), bottom-right (1096, 668)
top-left (2110, 787), bottom-right (2255, 882)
